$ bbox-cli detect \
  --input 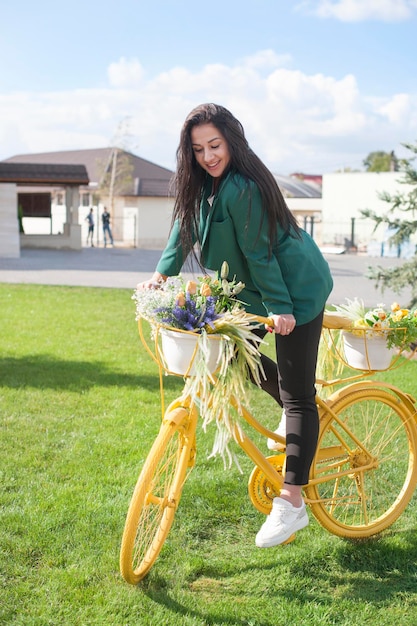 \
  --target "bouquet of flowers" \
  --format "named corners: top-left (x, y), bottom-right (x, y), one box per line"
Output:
top-left (332, 298), bottom-right (417, 350)
top-left (133, 261), bottom-right (246, 333)
top-left (132, 262), bottom-right (265, 467)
